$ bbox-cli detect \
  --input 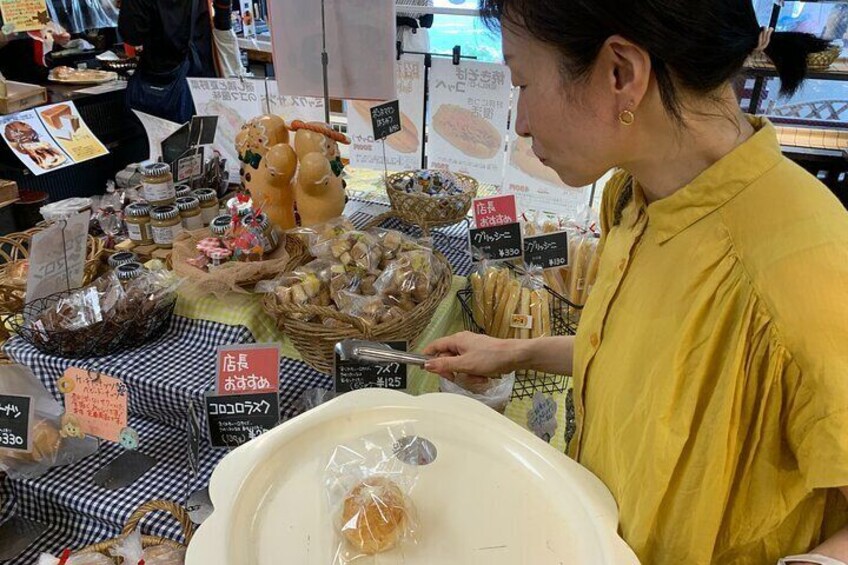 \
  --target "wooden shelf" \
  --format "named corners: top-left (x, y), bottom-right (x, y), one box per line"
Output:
top-left (776, 124), bottom-right (848, 157)
top-left (744, 59), bottom-right (848, 81)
